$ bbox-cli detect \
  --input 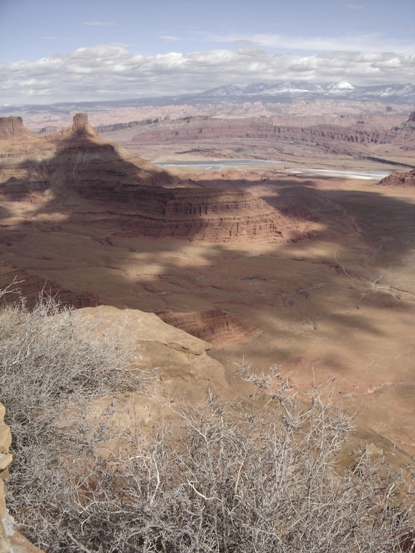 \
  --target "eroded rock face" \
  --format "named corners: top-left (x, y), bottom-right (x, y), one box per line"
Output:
top-left (392, 113), bottom-right (415, 150)
top-left (71, 112), bottom-right (95, 136)
top-left (378, 169), bottom-right (415, 187)
top-left (76, 185), bottom-right (296, 242)
top-left (129, 116), bottom-right (396, 148)
top-left (156, 308), bottom-right (255, 346)
top-left (0, 113), bottom-right (172, 201)
top-left (0, 117), bottom-right (32, 140)
top-left (0, 113), bottom-right (305, 244)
